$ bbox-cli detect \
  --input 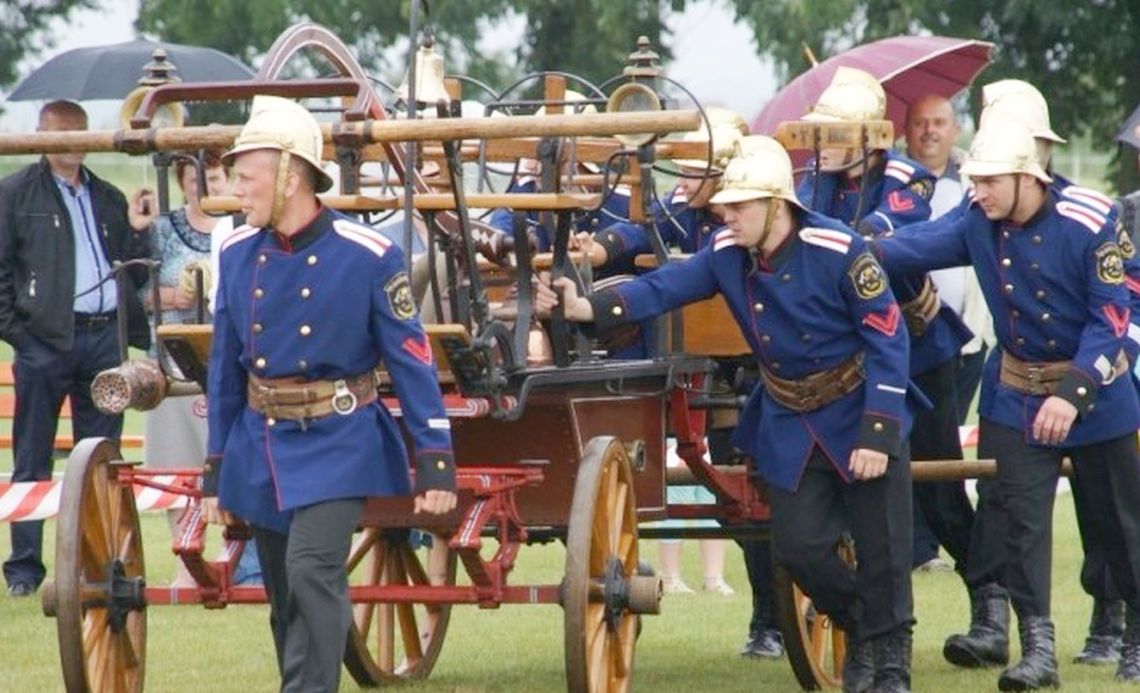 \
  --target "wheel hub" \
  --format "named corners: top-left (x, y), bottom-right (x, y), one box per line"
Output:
top-left (90, 559), bottom-right (146, 633)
